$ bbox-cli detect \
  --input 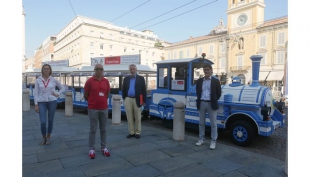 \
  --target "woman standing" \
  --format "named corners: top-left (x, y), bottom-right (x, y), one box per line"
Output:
top-left (34, 64), bottom-right (65, 145)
